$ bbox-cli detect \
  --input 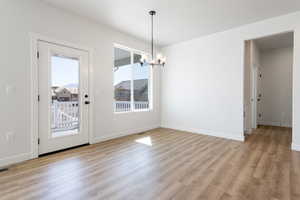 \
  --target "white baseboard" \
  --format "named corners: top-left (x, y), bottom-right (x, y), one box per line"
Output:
top-left (292, 143), bottom-right (300, 152)
top-left (91, 125), bottom-right (160, 144)
top-left (161, 124), bottom-right (244, 142)
top-left (0, 152), bottom-right (32, 169)
top-left (258, 121), bottom-right (292, 128)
